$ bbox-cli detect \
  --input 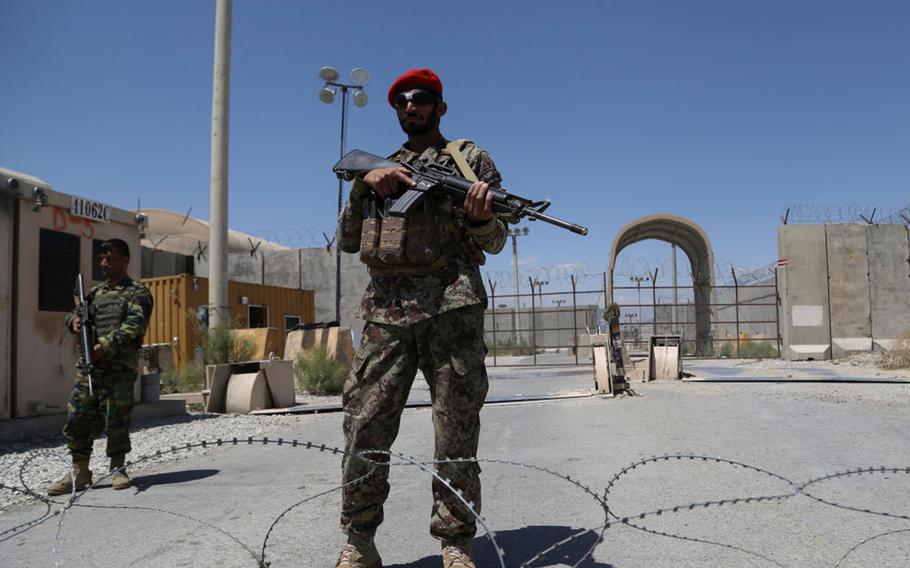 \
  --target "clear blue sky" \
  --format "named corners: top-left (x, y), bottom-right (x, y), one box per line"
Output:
top-left (3, 0), bottom-right (908, 293)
